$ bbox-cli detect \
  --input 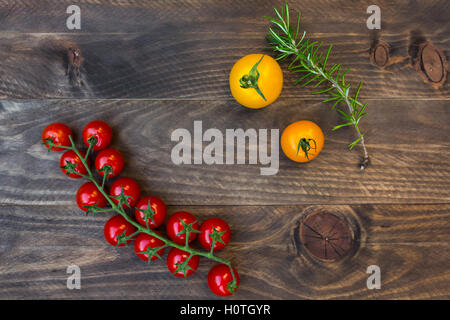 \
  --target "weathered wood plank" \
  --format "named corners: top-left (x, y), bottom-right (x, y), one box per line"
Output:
top-left (0, 204), bottom-right (448, 299)
top-left (0, 99), bottom-right (449, 205)
top-left (0, 1), bottom-right (448, 99)
top-left (0, 0), bottom-right (448, 34)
